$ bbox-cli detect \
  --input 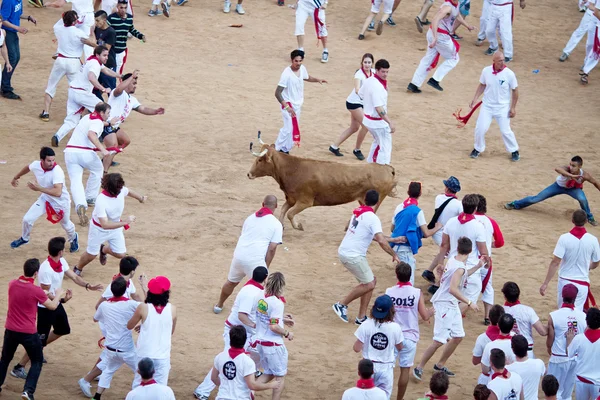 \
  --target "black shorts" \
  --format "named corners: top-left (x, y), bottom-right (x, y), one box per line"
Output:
top-left (37, 303), bottom-right (70, 345)
top-left (100, 125), bottom-right (120, 142)
top-left (346, 101), bottom-right (363, 110)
